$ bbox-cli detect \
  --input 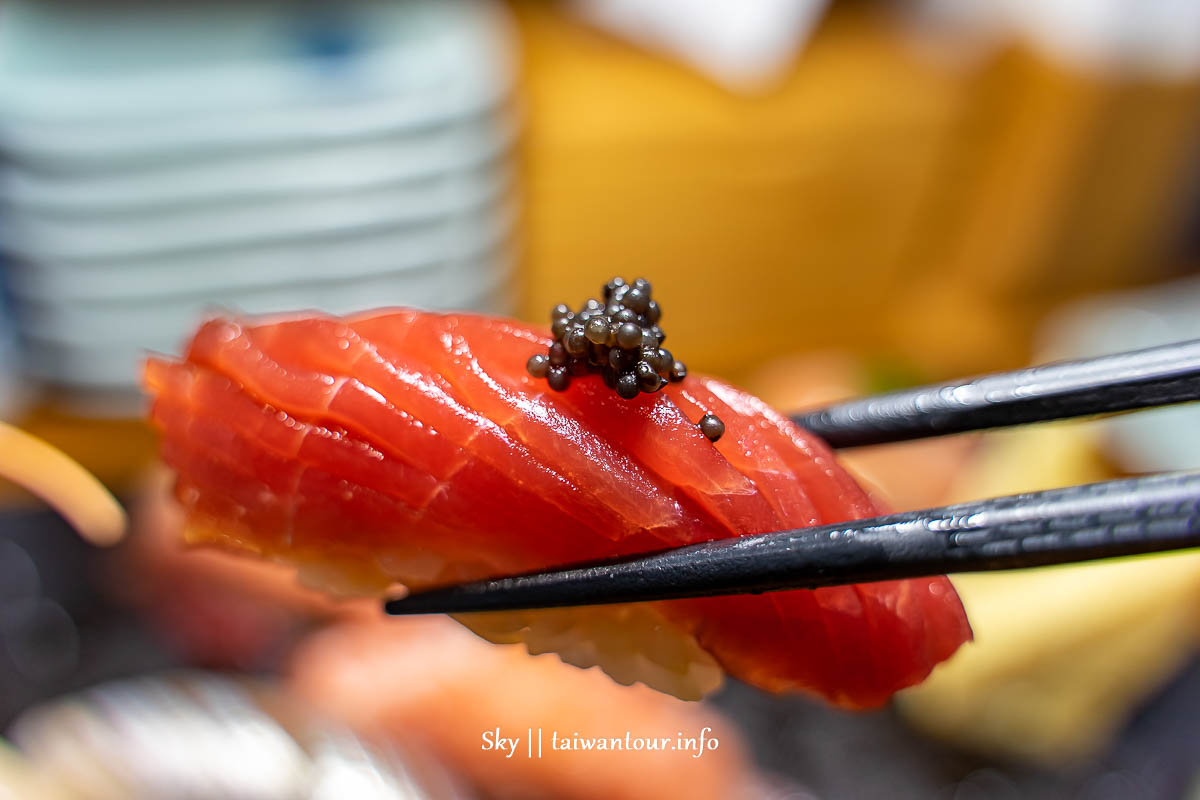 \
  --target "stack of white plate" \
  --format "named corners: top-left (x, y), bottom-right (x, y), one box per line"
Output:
top-left (0, 0), bottom-right (518, 407)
